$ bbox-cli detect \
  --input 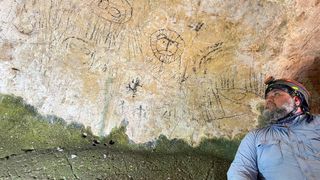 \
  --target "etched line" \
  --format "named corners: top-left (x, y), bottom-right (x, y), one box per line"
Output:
top-left (90, 0), bottom-right (133, 24)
